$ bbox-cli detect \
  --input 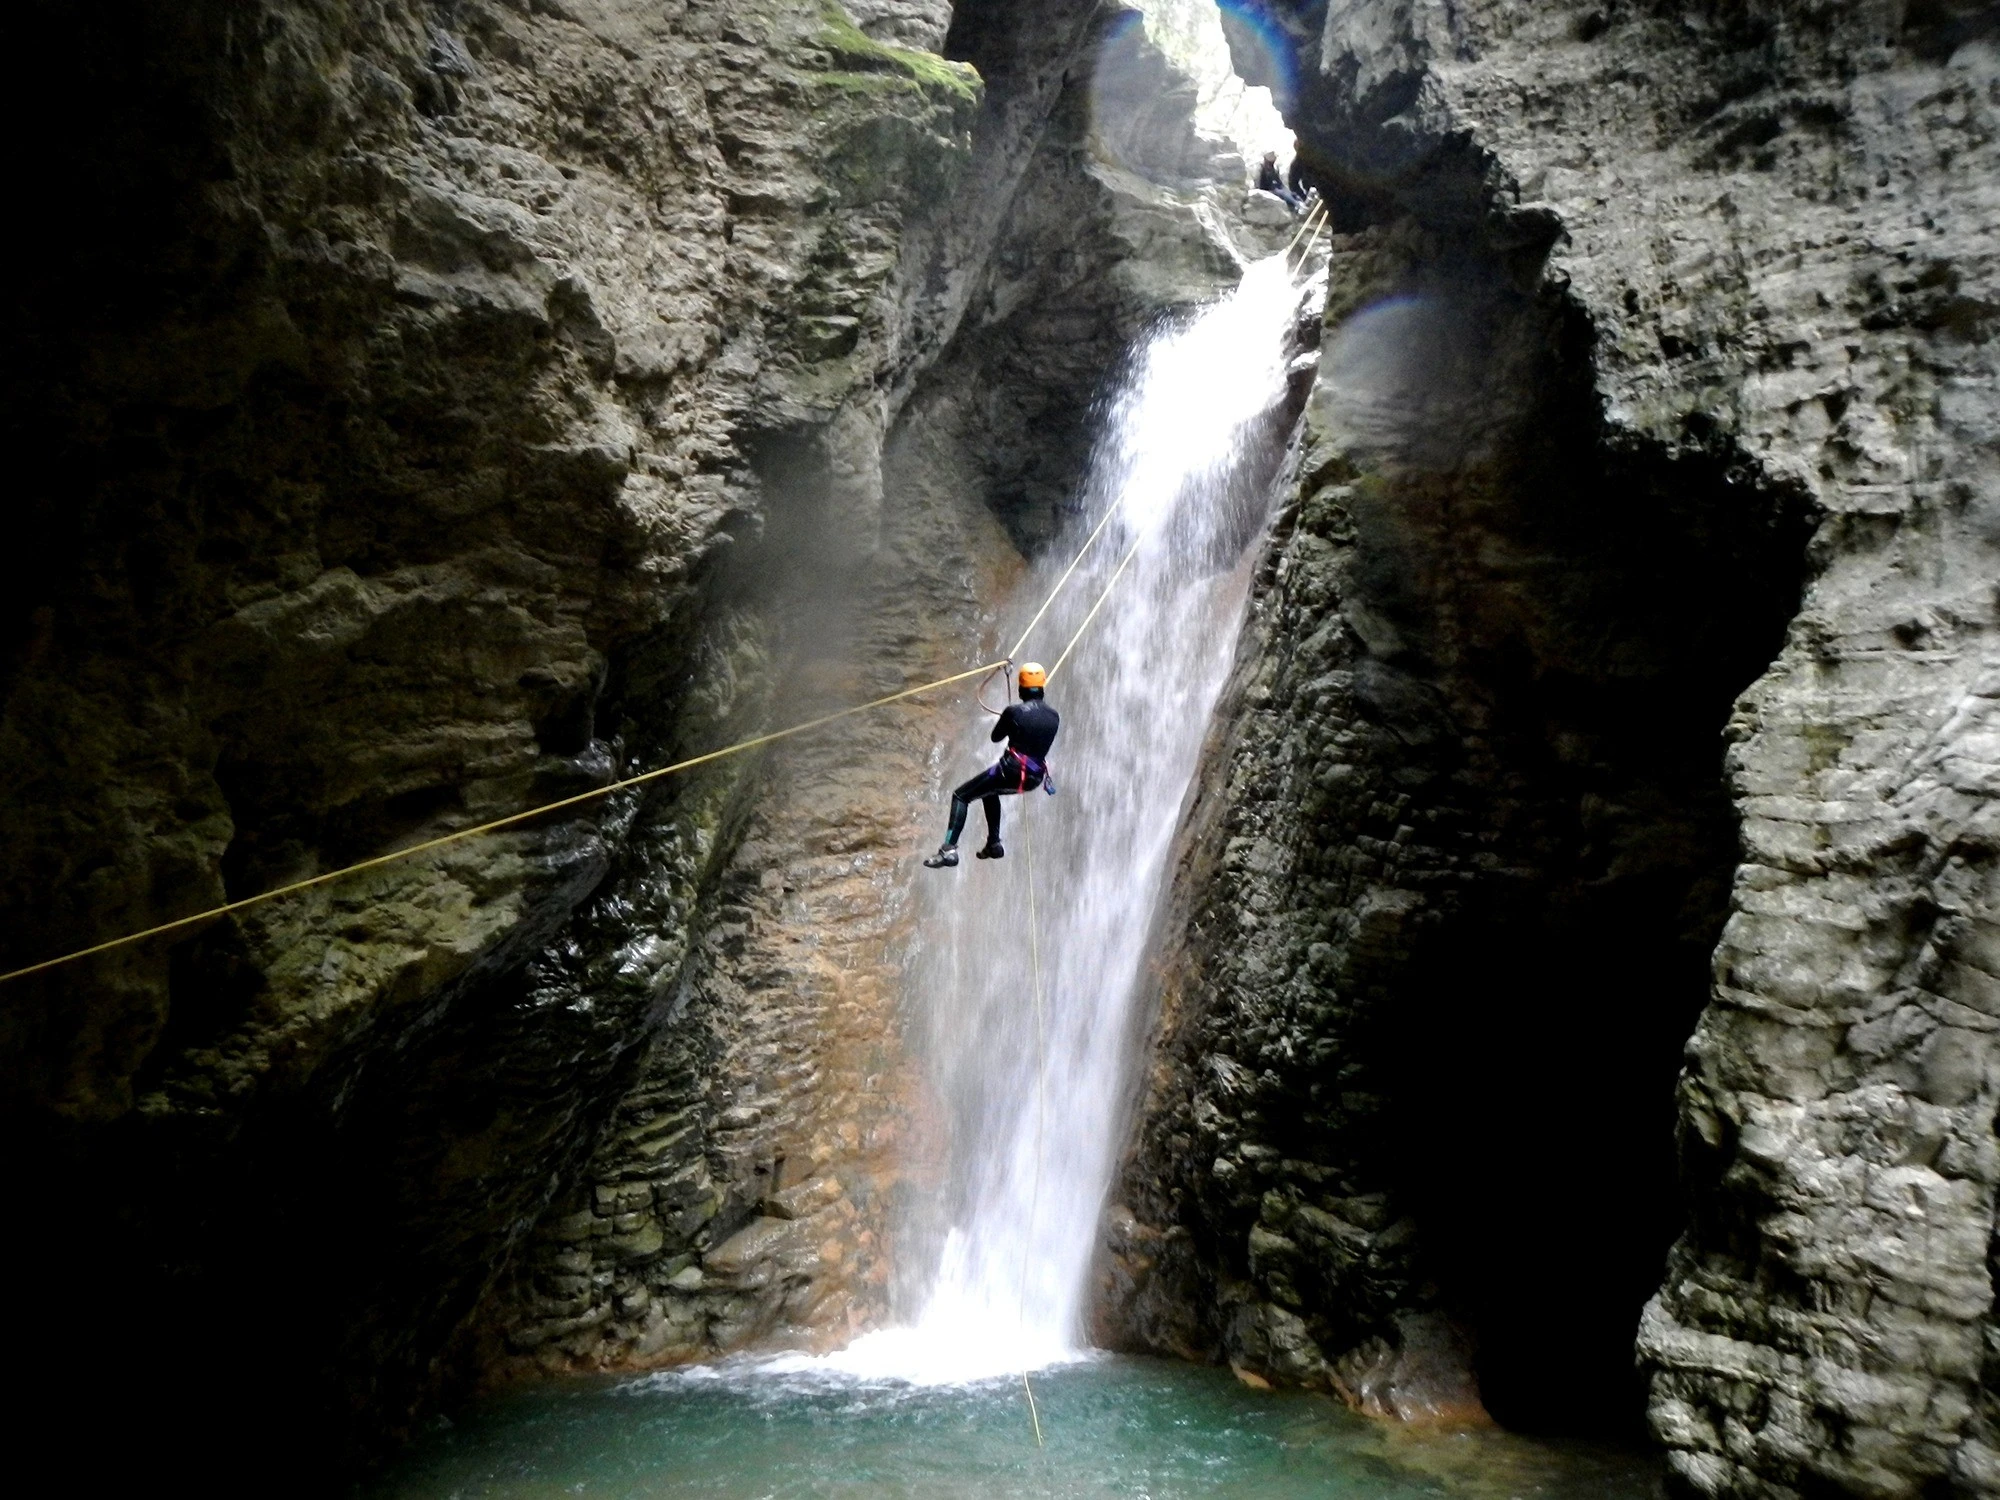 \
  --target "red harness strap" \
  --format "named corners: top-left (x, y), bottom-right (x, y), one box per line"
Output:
top-left (1010, 751), bottom-right (1045, 792)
